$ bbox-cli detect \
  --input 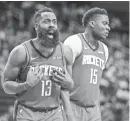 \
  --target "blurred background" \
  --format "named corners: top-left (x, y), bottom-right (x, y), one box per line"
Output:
top-left (0, 1), bottom-right (129, 121)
